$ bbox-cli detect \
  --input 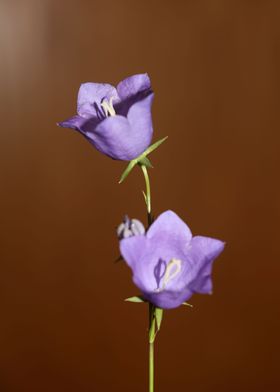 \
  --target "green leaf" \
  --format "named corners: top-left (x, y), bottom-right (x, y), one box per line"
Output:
top-left (182, 302), bottom-right (193, 308)
top-left (142, 136), bottom-right (168, 157)
top-left (125, 296), bottom-right (146, 303)
top-left (155, 307), bottom-right (163, 331)
top-left (118, 159), bottom-right (138, 184)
